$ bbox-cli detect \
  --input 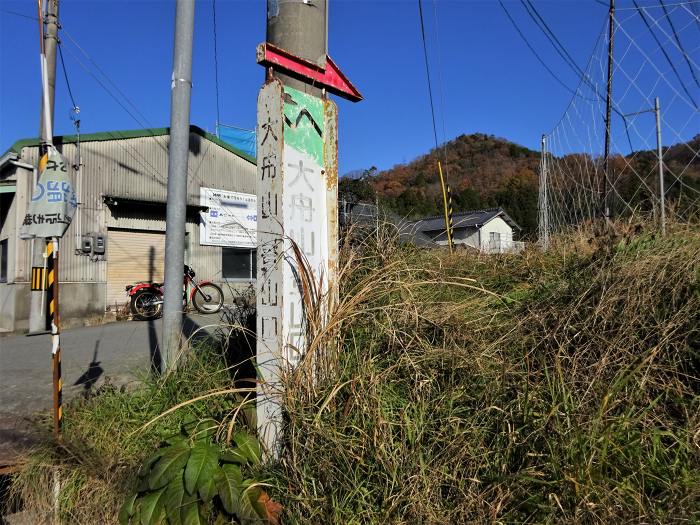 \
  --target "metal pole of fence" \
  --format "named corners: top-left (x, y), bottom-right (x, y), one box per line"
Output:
top-left (655, 97), bottom-right (666, 236)
top-left (603, 0), bottom-right (615, 222)
top-left (539, 134), bottom-right (550, 250)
